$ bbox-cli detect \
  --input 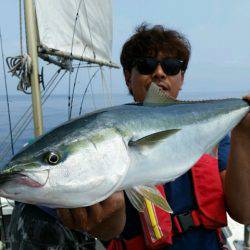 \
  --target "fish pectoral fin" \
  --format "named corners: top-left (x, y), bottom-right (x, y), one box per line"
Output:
top-left (125, 185), bottom-right (173, 213)
top-left (128, 129), bottom-right (180, 147)
top-left (125, 188), bottom-right (145, 212)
